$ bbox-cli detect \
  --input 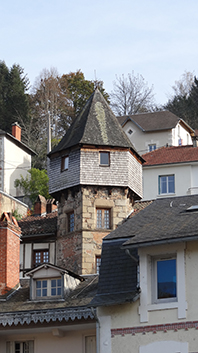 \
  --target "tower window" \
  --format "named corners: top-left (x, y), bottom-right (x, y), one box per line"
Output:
top-left (68, 211), bottom-right (74, 232)
top-left (96, 209), bottom-right (110, 229)
top-left (99, 152), bottom-right (110, 166)
top-left (61, 155), bottom-right (69, 171)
